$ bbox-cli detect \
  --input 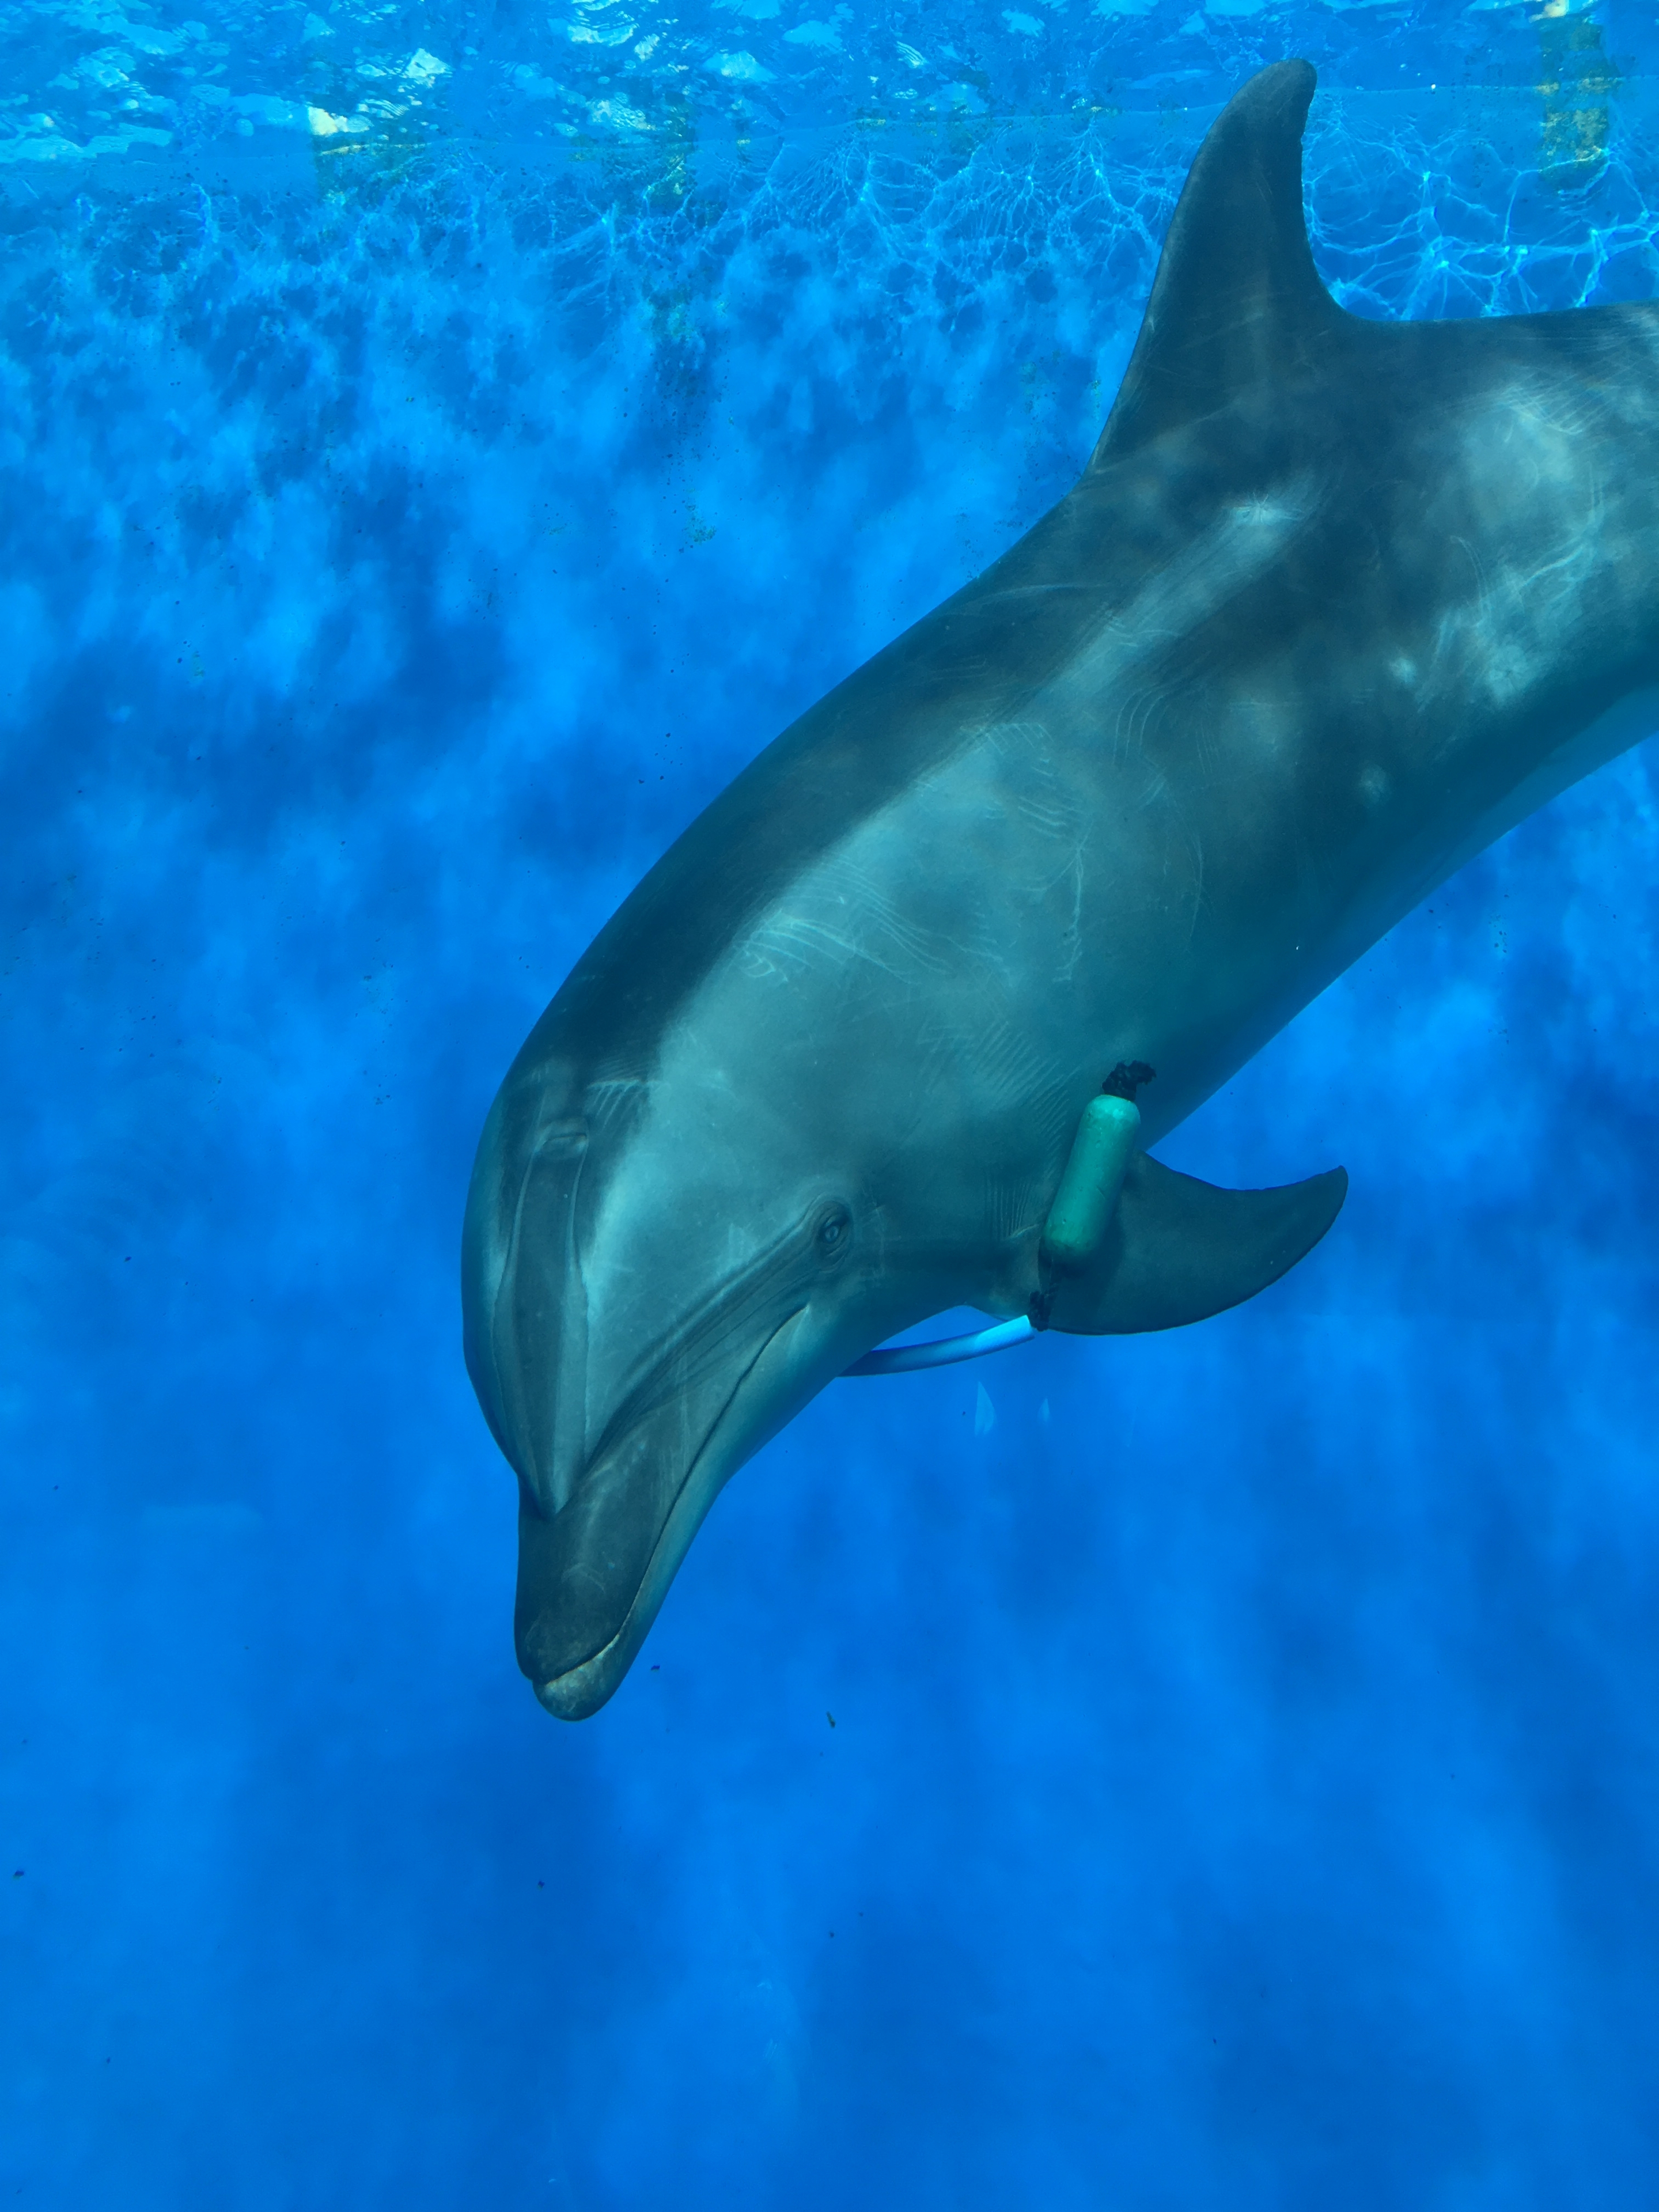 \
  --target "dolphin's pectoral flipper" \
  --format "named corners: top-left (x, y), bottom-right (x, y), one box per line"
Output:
top-left (1040, 1153), bottom-right (1347, 1336)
